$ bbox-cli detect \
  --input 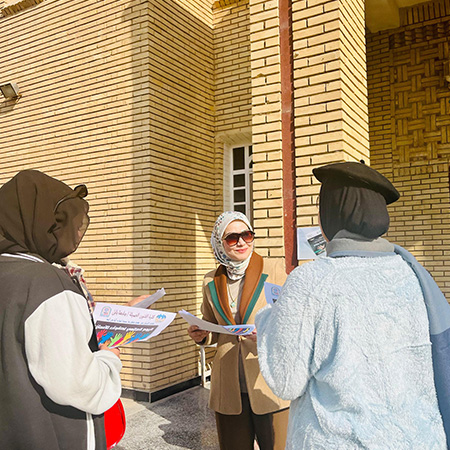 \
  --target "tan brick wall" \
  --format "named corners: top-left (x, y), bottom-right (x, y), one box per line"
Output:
top-left (10, 0), bottom-right (447, 398)
top-left (399, 0), bottom-right (450, 26)
top-left (146, 0), bottom-right (216, 392)
top-left (292, 0), bottom-right (370, 230)
top-left (367, 30), bottom-right (392, 177)
top-left (388, 162), bottom-right (450, 297)
top-left (368, 0), bottom-right (450, 298)
top-left (0, 0), bottom-right (152, 390)
top-left (0, 0), bottom-right (219, 393)
top-left (249, 0), bottom-right (285, 258)
top-left (214, 0), bottom-right (252, 214)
